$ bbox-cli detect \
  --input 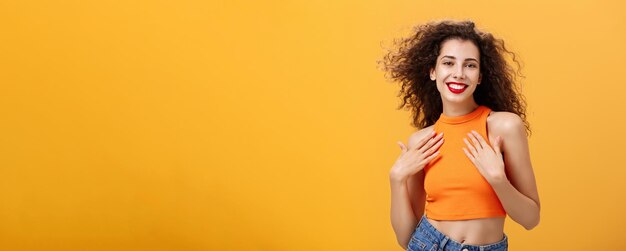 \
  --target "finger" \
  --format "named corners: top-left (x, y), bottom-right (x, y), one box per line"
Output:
top-left (417, 132), bottom-right (444, 153)
top-left (462, 147), bottom-right (480, 169)
top-left (463, 137), bottom-right (479, 157)
top-left (471, 130), bottom-right (490, 150)
top-left (412, 131), bottom-right (436, 151)
top-left (467, 131), bottom-right (483, 150)
top-left (422, 136), bottom-right (444, 156)
top-left (419, 150), bottom-right (440, 166)
top-left (462, 147), bottom-right (475, 163)
top-left (397, 141), bottom-right (407, 152)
